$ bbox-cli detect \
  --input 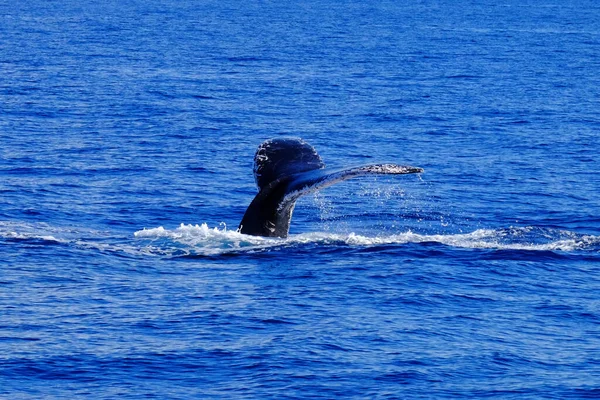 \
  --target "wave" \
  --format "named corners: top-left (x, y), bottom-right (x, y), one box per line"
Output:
top-left (133, 223), bottom-right (600, 257)
top-left (0, 221), bottom-right (143, 256)
top-left (2, 221), bottom-right (599, 258)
